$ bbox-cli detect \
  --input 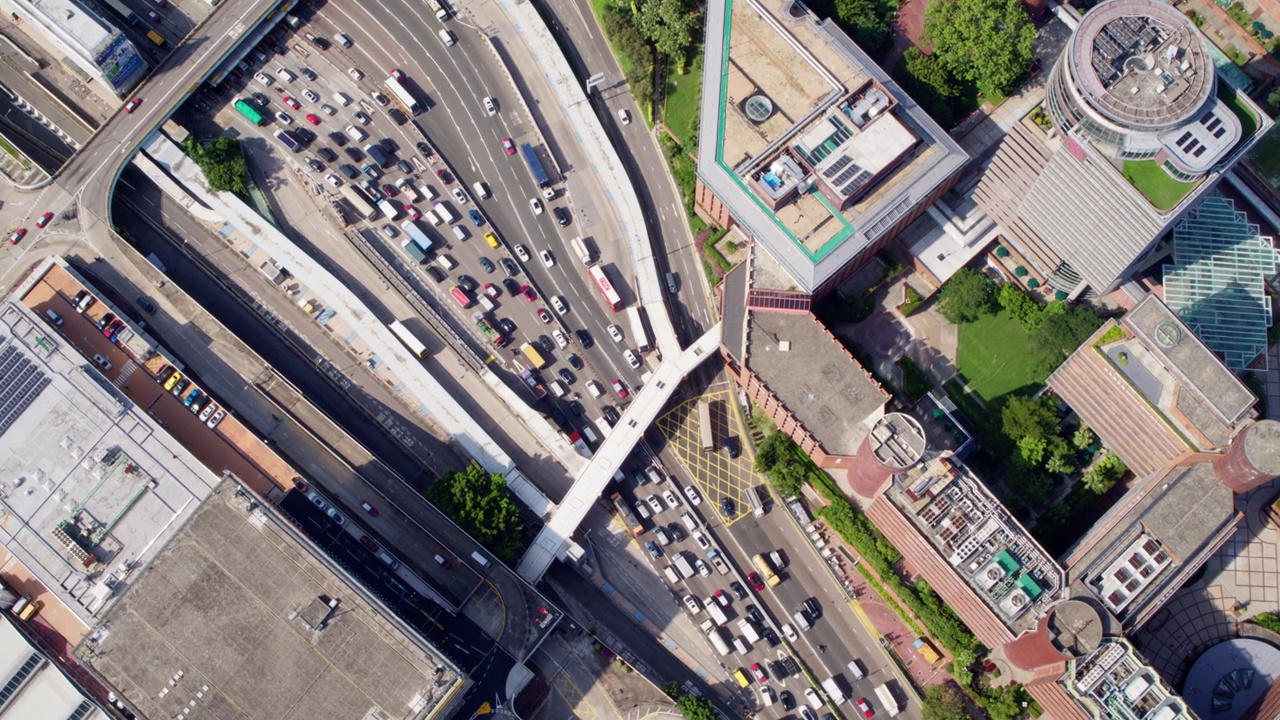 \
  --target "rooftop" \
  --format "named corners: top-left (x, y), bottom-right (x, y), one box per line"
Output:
top-left (1164, 196), bottom-right (1279, 372)
top-left (81, 482), bottom-right (465, 720)
top-left (1183, 638), bottom-right (1280, 719)
top-left (1068, 0), bottom-right (1214, 131)
top-left (884, 456), bottom-right (1064, 636)
top-left (0, 616), bottom-right (107, 720)
top-left (697, 0), bottom-right (968, 292)
top-left (1065, 461), bottom-right (1239, 629)
top-left (0, 302), bottom-right (218, 626)
top-left (744, 309), bottom-right (887, 457)
top-left (1067, 638), bottom-right (1194, 719)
